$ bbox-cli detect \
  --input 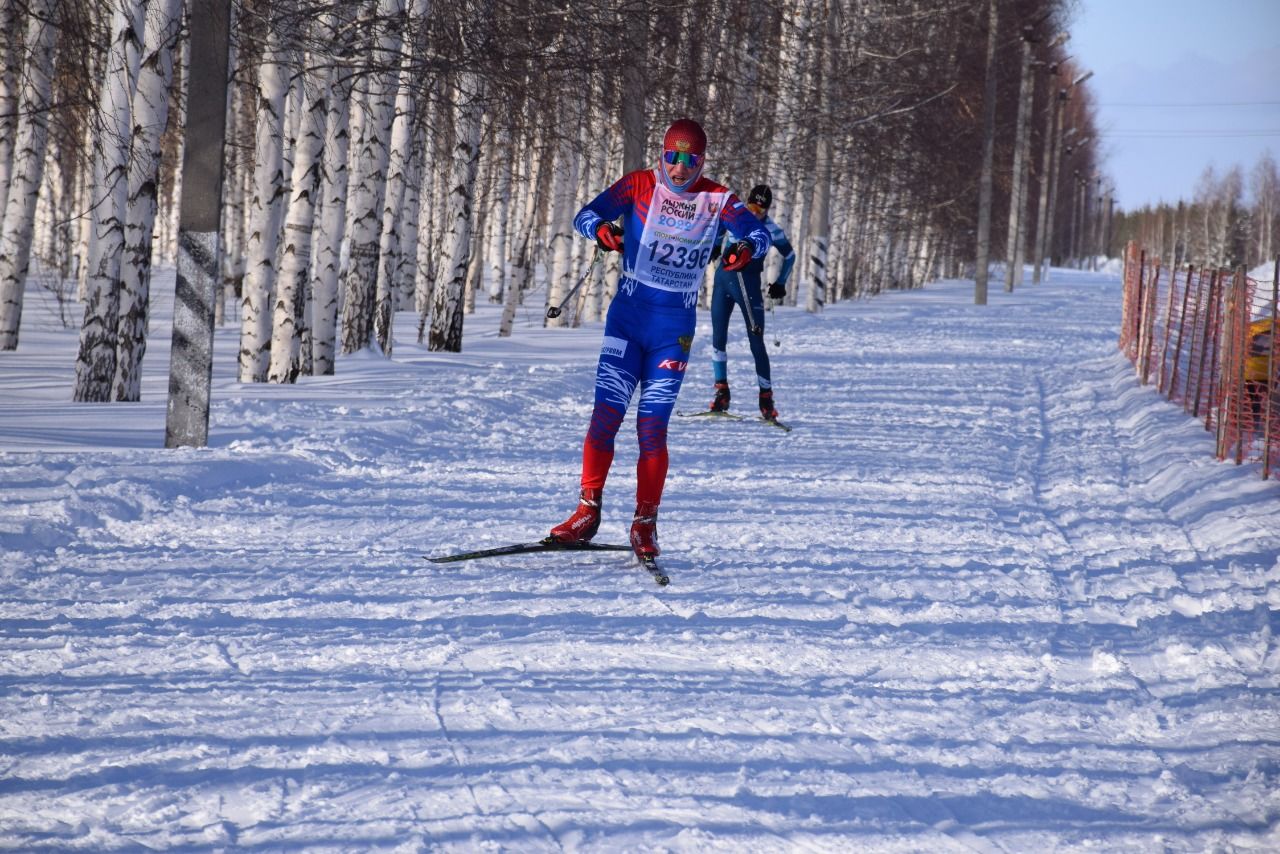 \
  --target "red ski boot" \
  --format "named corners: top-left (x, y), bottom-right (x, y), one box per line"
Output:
top-left (759, 388), bottom-right (778, 421)
top-left (709, 382), bottom-right (730, 412)
top-left (629, 502), bottom-right (660, 558)
top-left (549, 488), bottom-right (602, 543)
